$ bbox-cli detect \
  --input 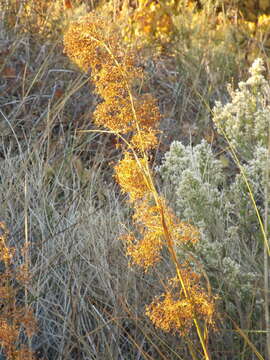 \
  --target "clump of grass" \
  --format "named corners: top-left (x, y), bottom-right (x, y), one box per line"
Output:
top-left (0, 0), bottom-right (88, 39)
top-left (3, 0), bottom-right (270, 358)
